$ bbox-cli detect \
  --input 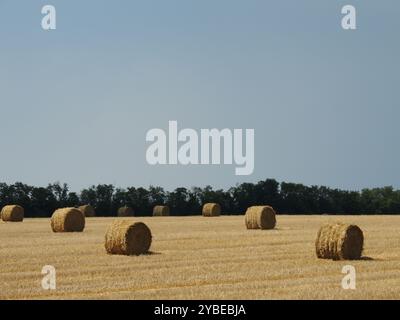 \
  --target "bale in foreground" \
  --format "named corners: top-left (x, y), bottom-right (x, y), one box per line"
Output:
top-left (202, 203), bottom-right (221, 217)
top-left (153, 205), bottom-right (170, 216)
top-left (118, 206), bottom-right (135, 217)
top-left (1, 205), bottom-right (24, 222)
top-left (245, 206), bottom-right (276, 230)
top-left (78, 204), bottom-right (95, 217)
top-left (105, 220), bottom-right (152, 255)
top-left (51, 208), bottom-right (85, 232)
top-left (315, 223), bottom-right (364, 260)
